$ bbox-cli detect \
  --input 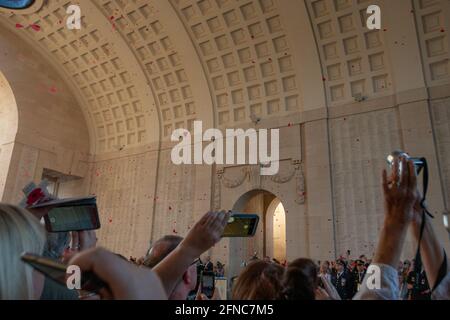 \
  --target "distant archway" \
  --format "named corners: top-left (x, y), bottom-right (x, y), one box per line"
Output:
top-left (265, 198), bottom-right (287, 263)
top-left (229, 189), bottom-right (287, 278)
top-left (0, 70), bottom-right (18, 200)
top-left (0, 26), bottom-right (91, 204)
